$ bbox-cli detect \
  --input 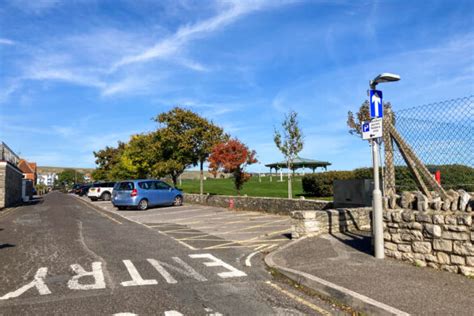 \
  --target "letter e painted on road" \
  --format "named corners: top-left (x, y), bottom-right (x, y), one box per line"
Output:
top-left (68, 262), bottom-right (106, 290)
top-left (0, 267), bottom-right (51, 300)
top-left (189, 254), bottom-right (247, 279)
